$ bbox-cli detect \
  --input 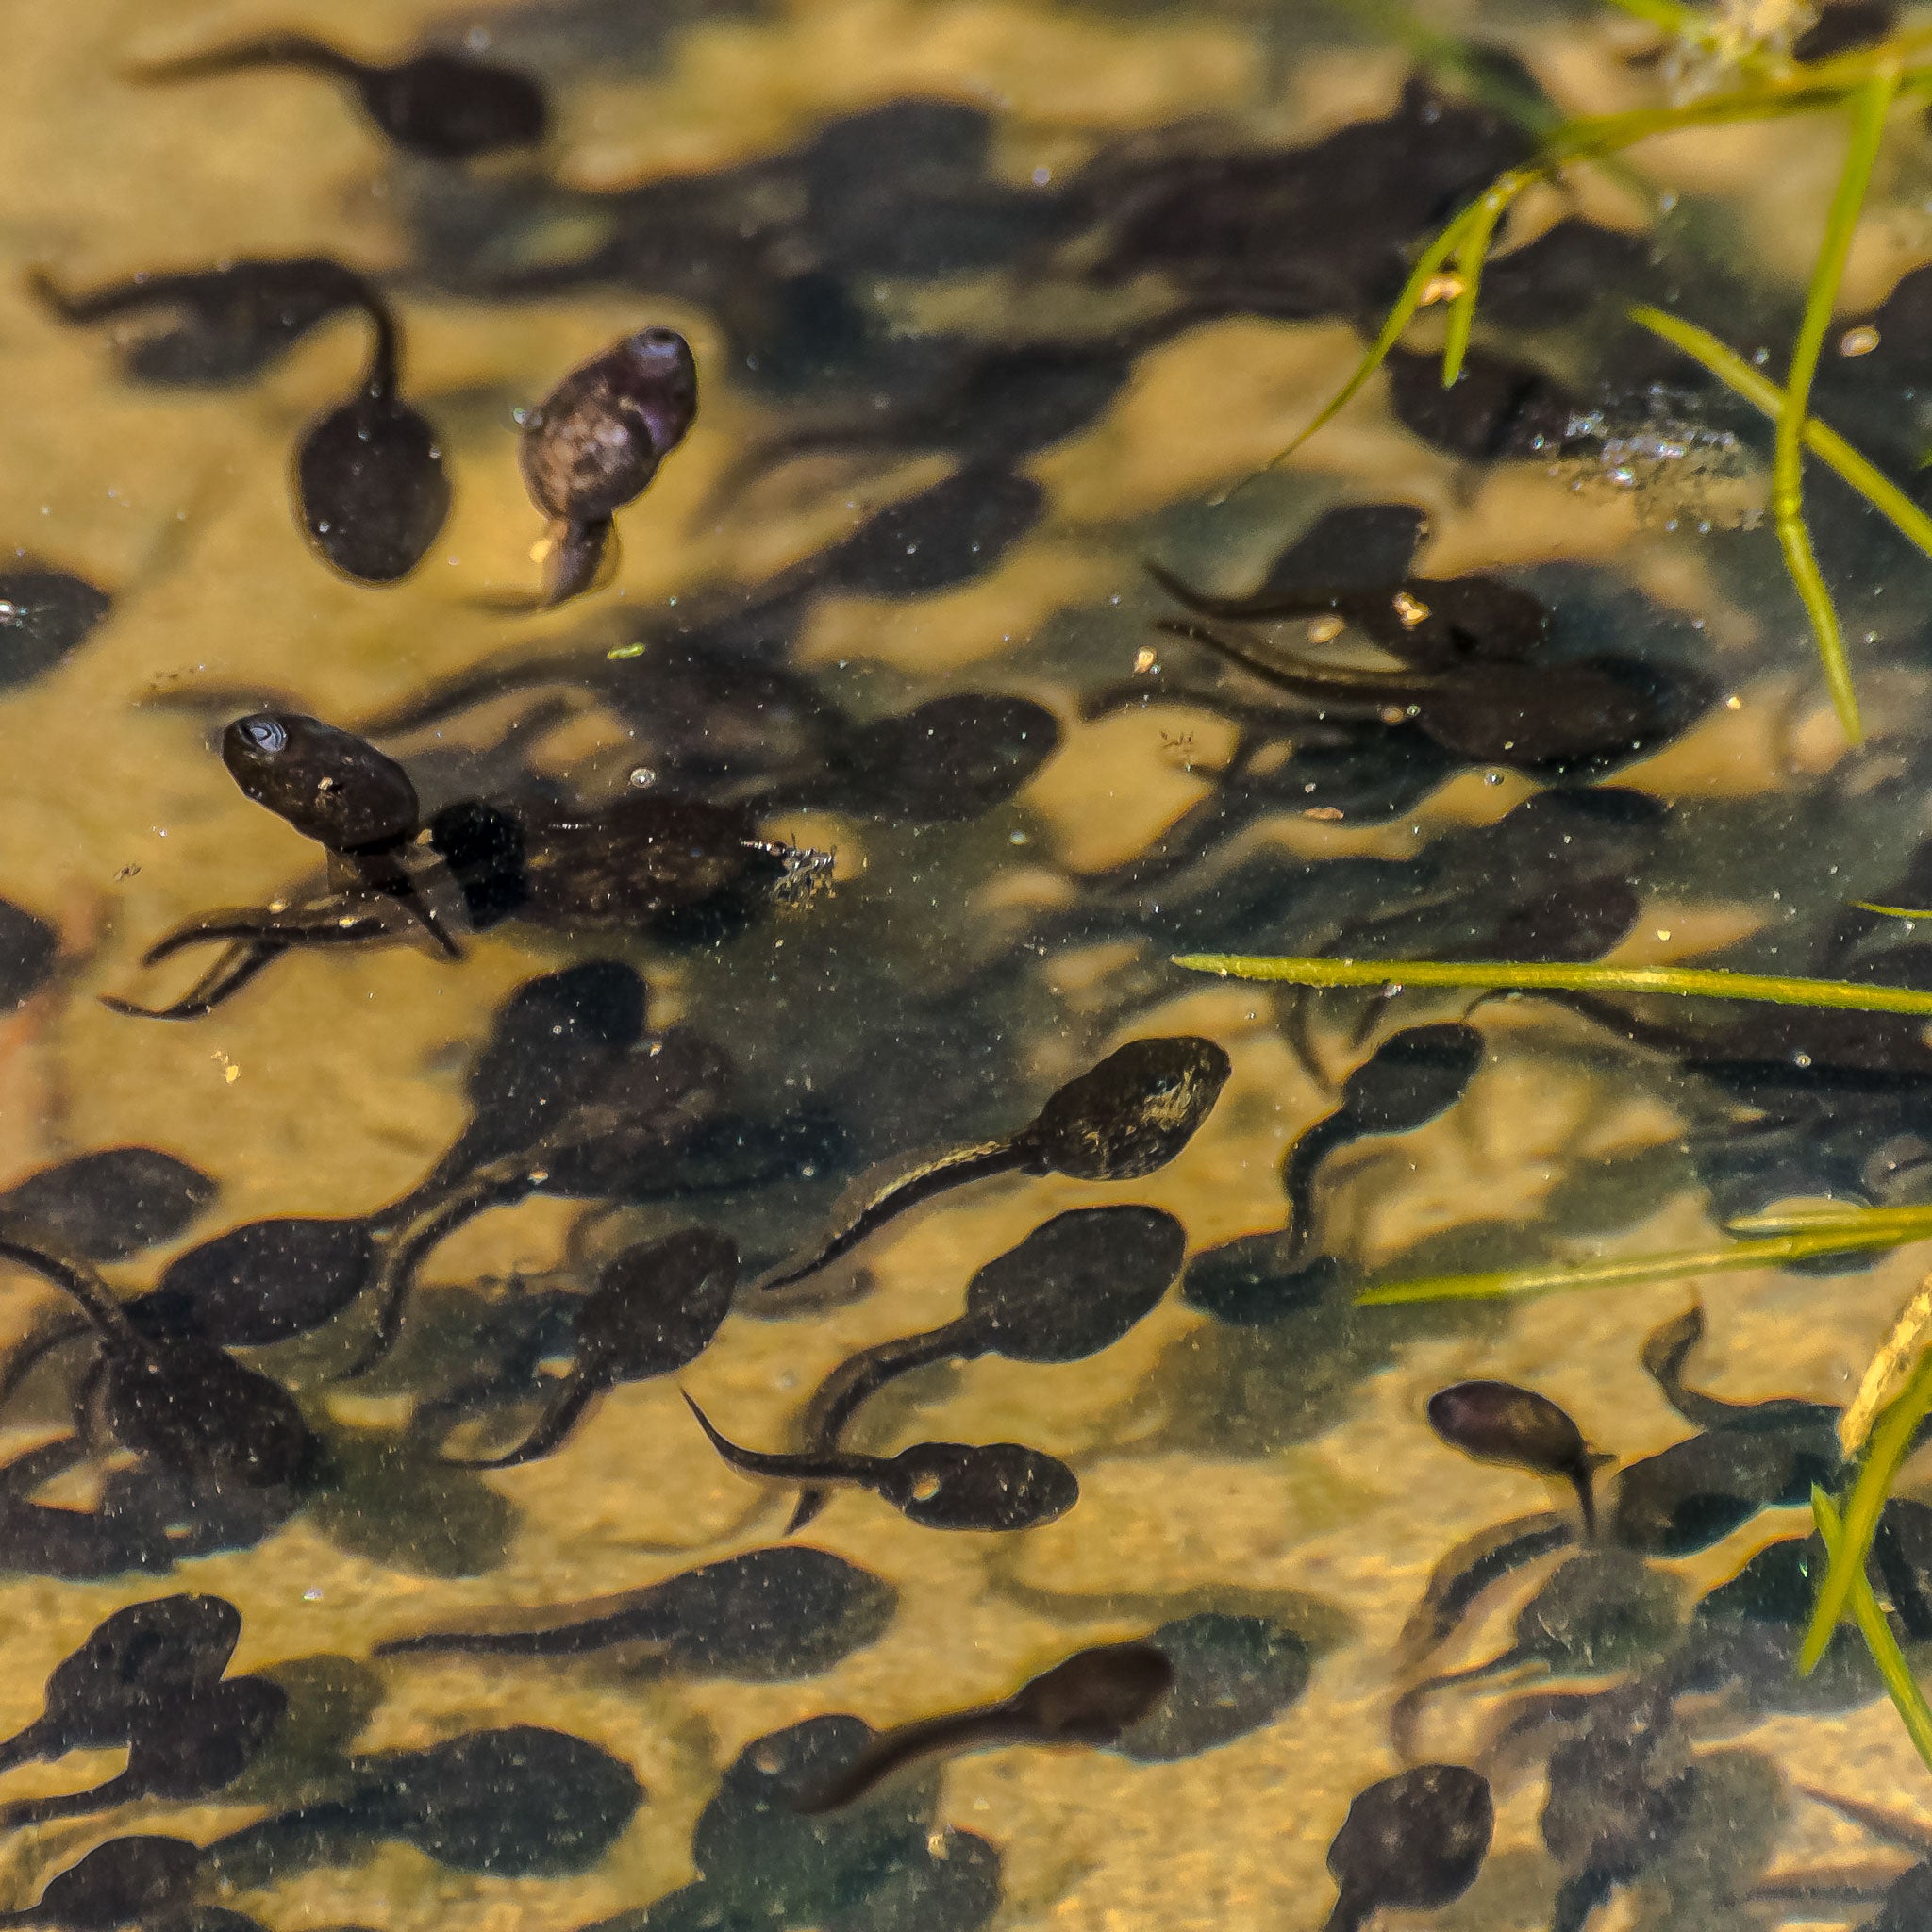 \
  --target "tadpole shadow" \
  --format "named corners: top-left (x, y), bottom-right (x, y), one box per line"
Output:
top-left (307, 1419), bottom-right (516, 1577)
